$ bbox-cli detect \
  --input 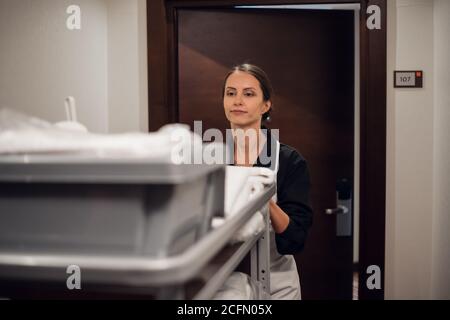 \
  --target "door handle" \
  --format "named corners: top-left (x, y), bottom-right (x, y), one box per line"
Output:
top-left (326, 178), bottom-right (352, 237)
top-left (325, 205), bottom-right (349, 215)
